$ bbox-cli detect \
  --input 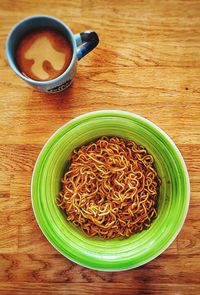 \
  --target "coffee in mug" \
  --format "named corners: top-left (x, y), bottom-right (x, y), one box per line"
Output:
top-left (15, 28), bottom-right (73, 81)
top-left (6, 15), bottom-right (99, 93)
